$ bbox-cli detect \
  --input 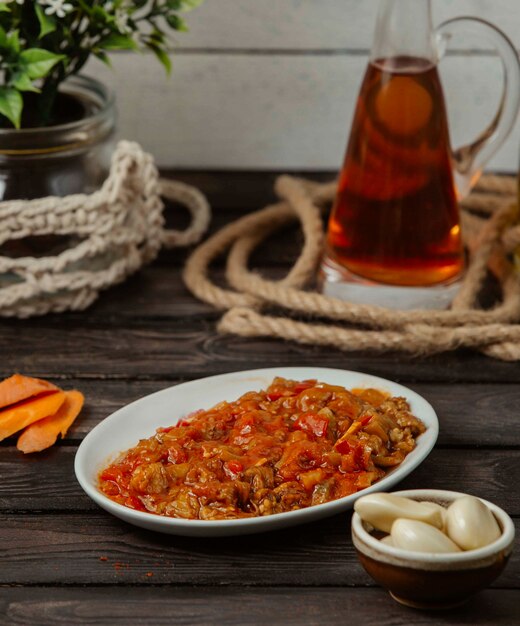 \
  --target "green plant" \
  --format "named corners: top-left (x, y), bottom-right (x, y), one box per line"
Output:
top-left (0, 0), bottom-right (204, 128)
